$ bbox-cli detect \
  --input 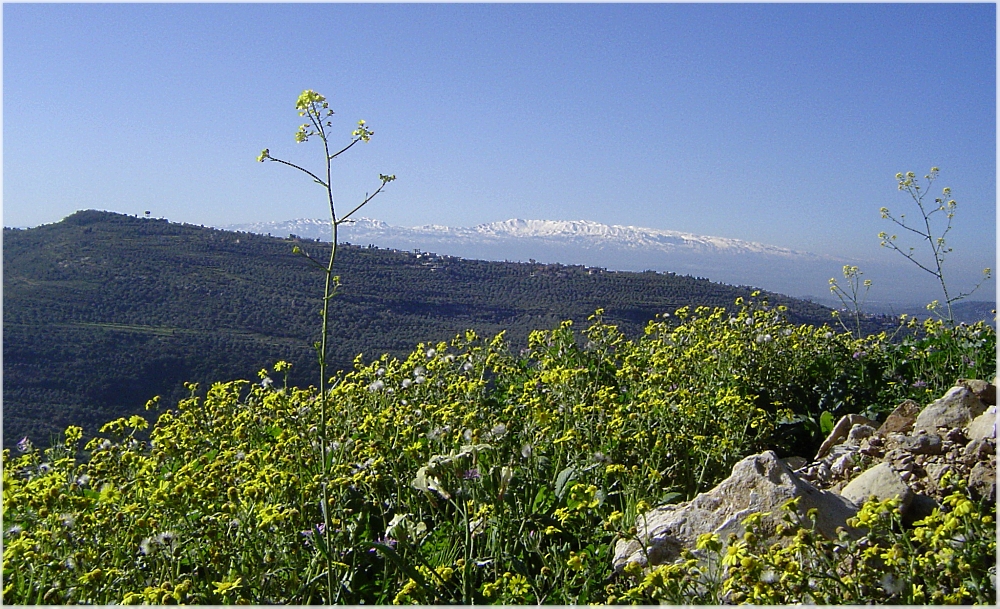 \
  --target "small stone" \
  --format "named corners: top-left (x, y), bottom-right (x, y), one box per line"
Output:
top-left (831, 453), bottom-right (854, 477)
top-left (945, 427), bottom-right (967, 445)
top-left (896, 460), bottom-right (915, 473)
top-left (859, 444), bottom-right (880, 457)
top-left (964, 438), bottom-right (995, 461)
top-left (846, 424), bottom-right (876, 446)
top-left (968, 461), bottom-right (997, 503)
top-left (895, 434), bottom-right (945, 456)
